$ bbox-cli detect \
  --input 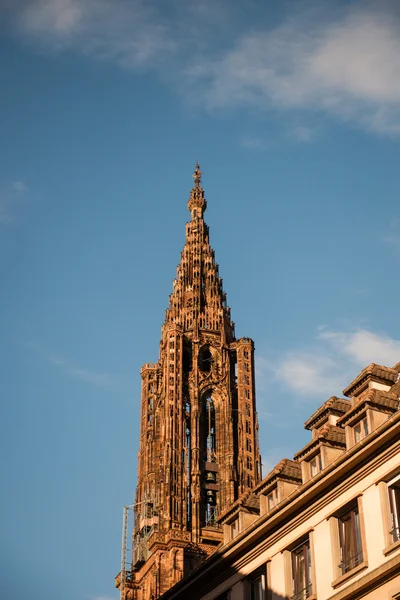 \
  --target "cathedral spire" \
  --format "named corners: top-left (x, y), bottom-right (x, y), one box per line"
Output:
top-left (124, 166), bottom-right (261, 600)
